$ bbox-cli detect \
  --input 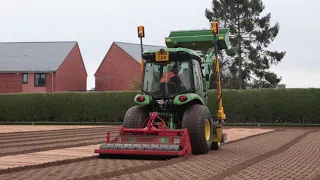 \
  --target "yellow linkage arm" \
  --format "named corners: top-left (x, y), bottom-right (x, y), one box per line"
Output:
top-left (211, 21), bottom-right (226, 122)
top-left (215, 55), bottom-right (226, 121)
